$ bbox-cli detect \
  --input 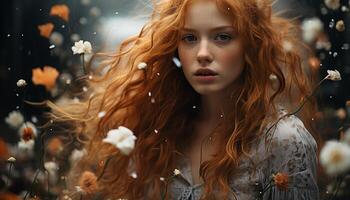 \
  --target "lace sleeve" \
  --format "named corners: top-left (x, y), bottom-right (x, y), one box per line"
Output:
top-left (261, 115), bottom-right (320, 200)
